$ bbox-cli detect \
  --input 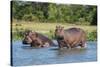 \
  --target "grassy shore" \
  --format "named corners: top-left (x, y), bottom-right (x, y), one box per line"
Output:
top-left (12, 21), bottom-right (97, 41)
